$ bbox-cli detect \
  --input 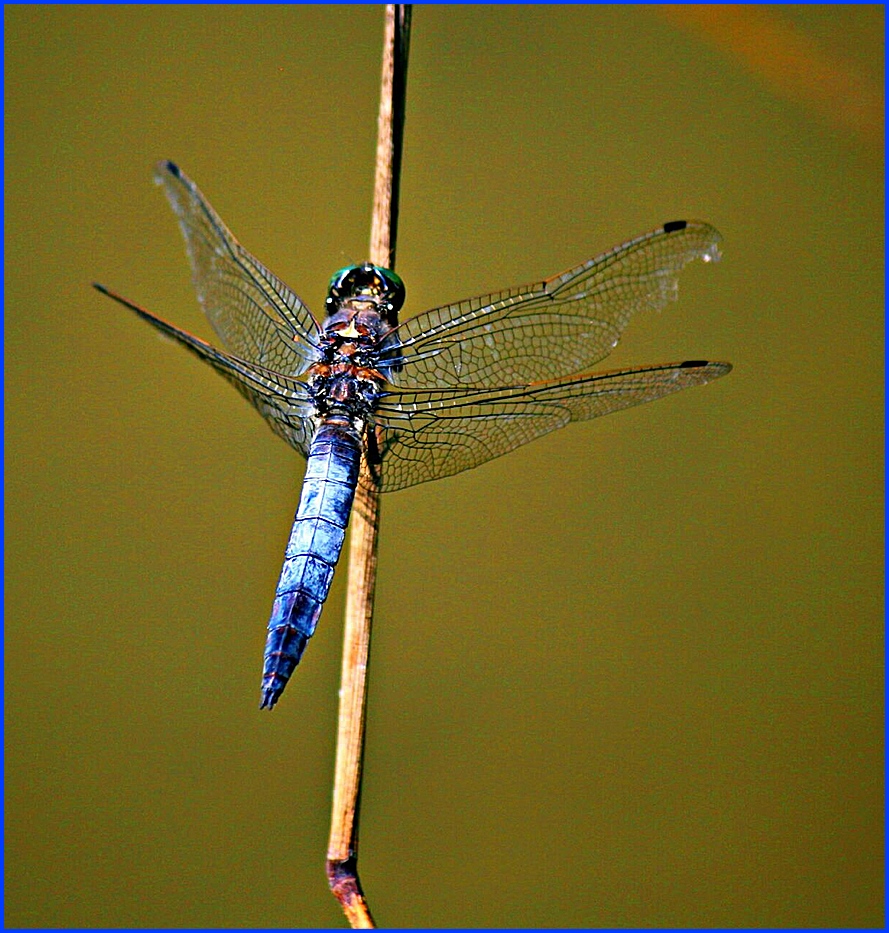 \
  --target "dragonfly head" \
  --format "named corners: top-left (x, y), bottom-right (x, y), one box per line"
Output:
top-left (326, 263), bottom-right (405, 325)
